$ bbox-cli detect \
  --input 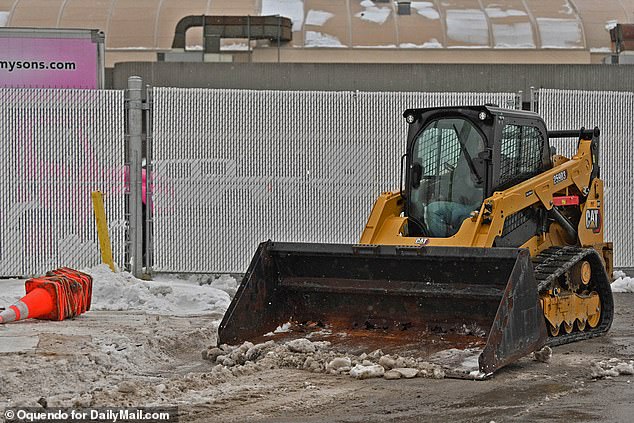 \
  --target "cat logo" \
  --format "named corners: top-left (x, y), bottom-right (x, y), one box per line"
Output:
top-left (415, 238), bottom-right (429, 245)
top-left (585, 209), bottom-right (601, 233)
